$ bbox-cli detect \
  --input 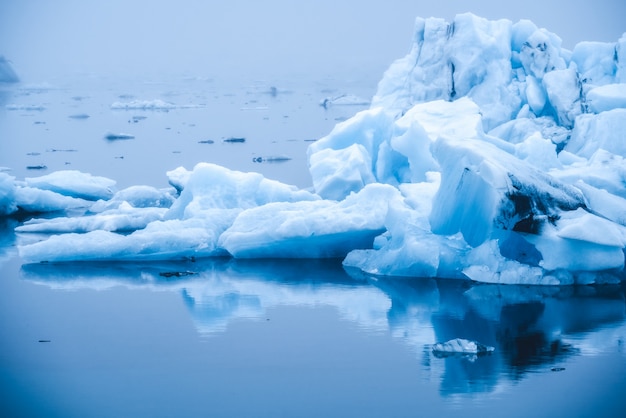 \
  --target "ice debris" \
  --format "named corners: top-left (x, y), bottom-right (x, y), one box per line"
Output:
top-left (432, 338), bottom-right (495, 356)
